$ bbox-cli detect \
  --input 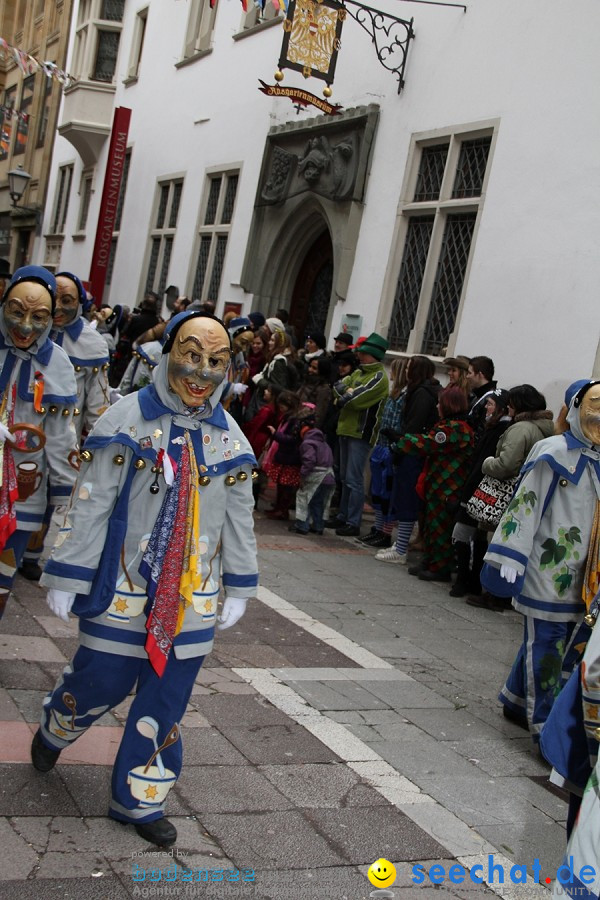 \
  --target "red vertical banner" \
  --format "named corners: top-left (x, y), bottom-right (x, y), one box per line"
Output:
top-left (88, 106), bottom-right (131, 305)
